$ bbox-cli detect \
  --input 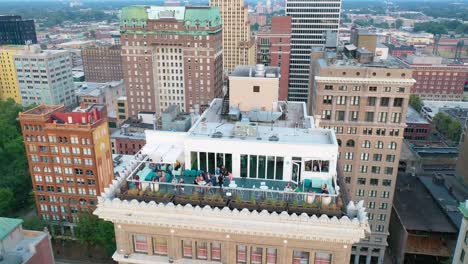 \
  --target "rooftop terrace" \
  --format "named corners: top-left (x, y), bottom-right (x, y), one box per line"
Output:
top-left (112, 153), bottom-right (346, 218)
